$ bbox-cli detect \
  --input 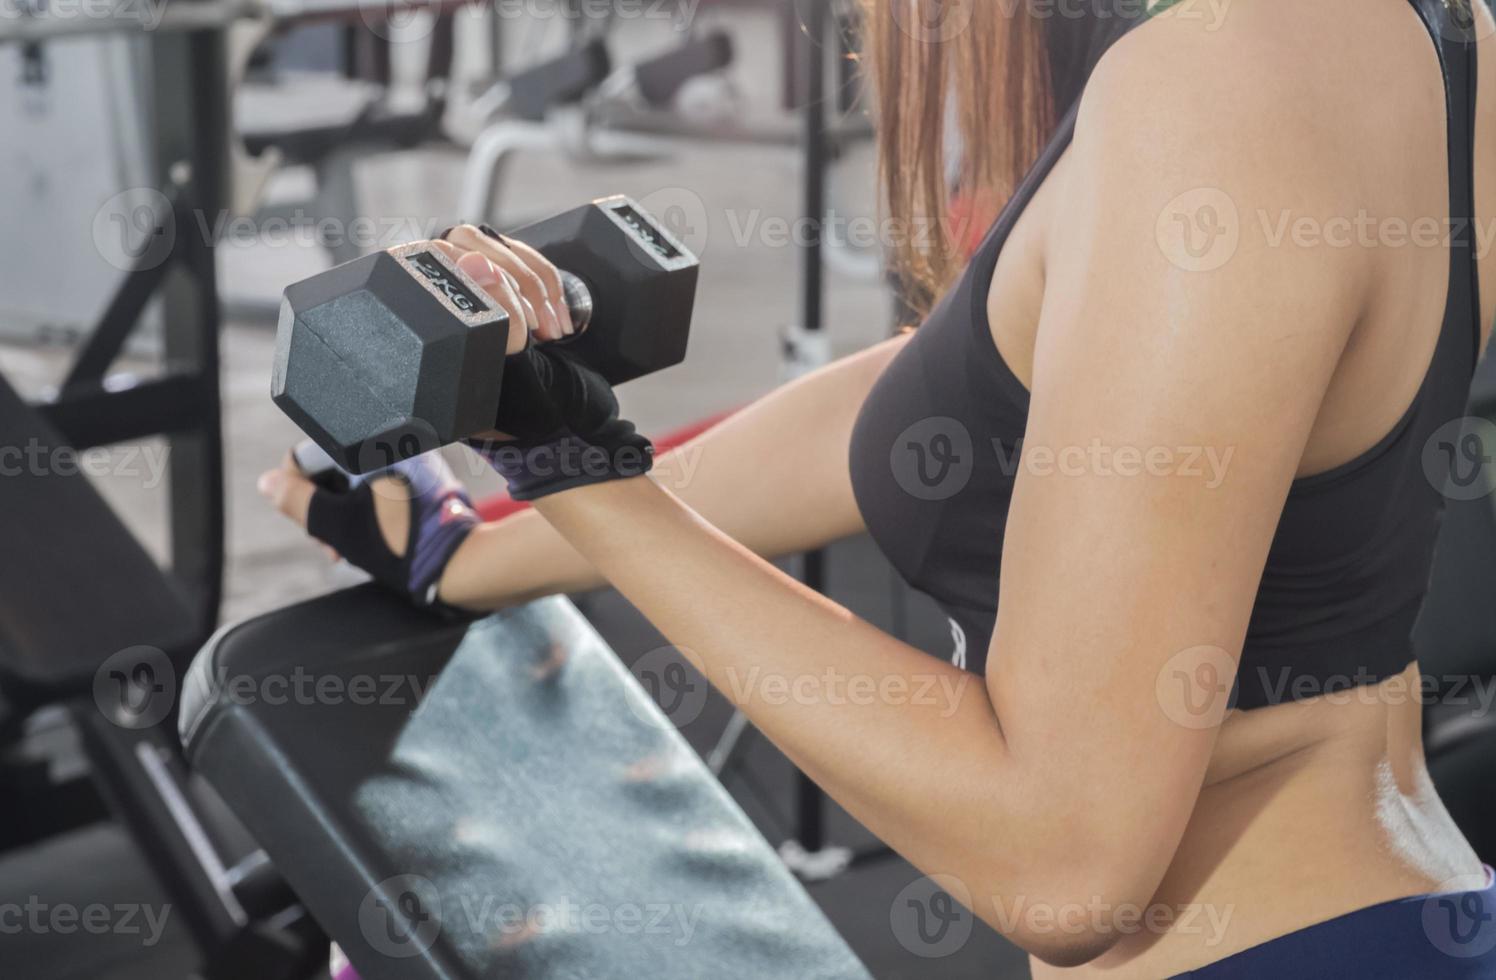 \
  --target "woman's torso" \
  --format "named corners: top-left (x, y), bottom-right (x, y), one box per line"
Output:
top-left (849, 0), bottom-right (1496, 974)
